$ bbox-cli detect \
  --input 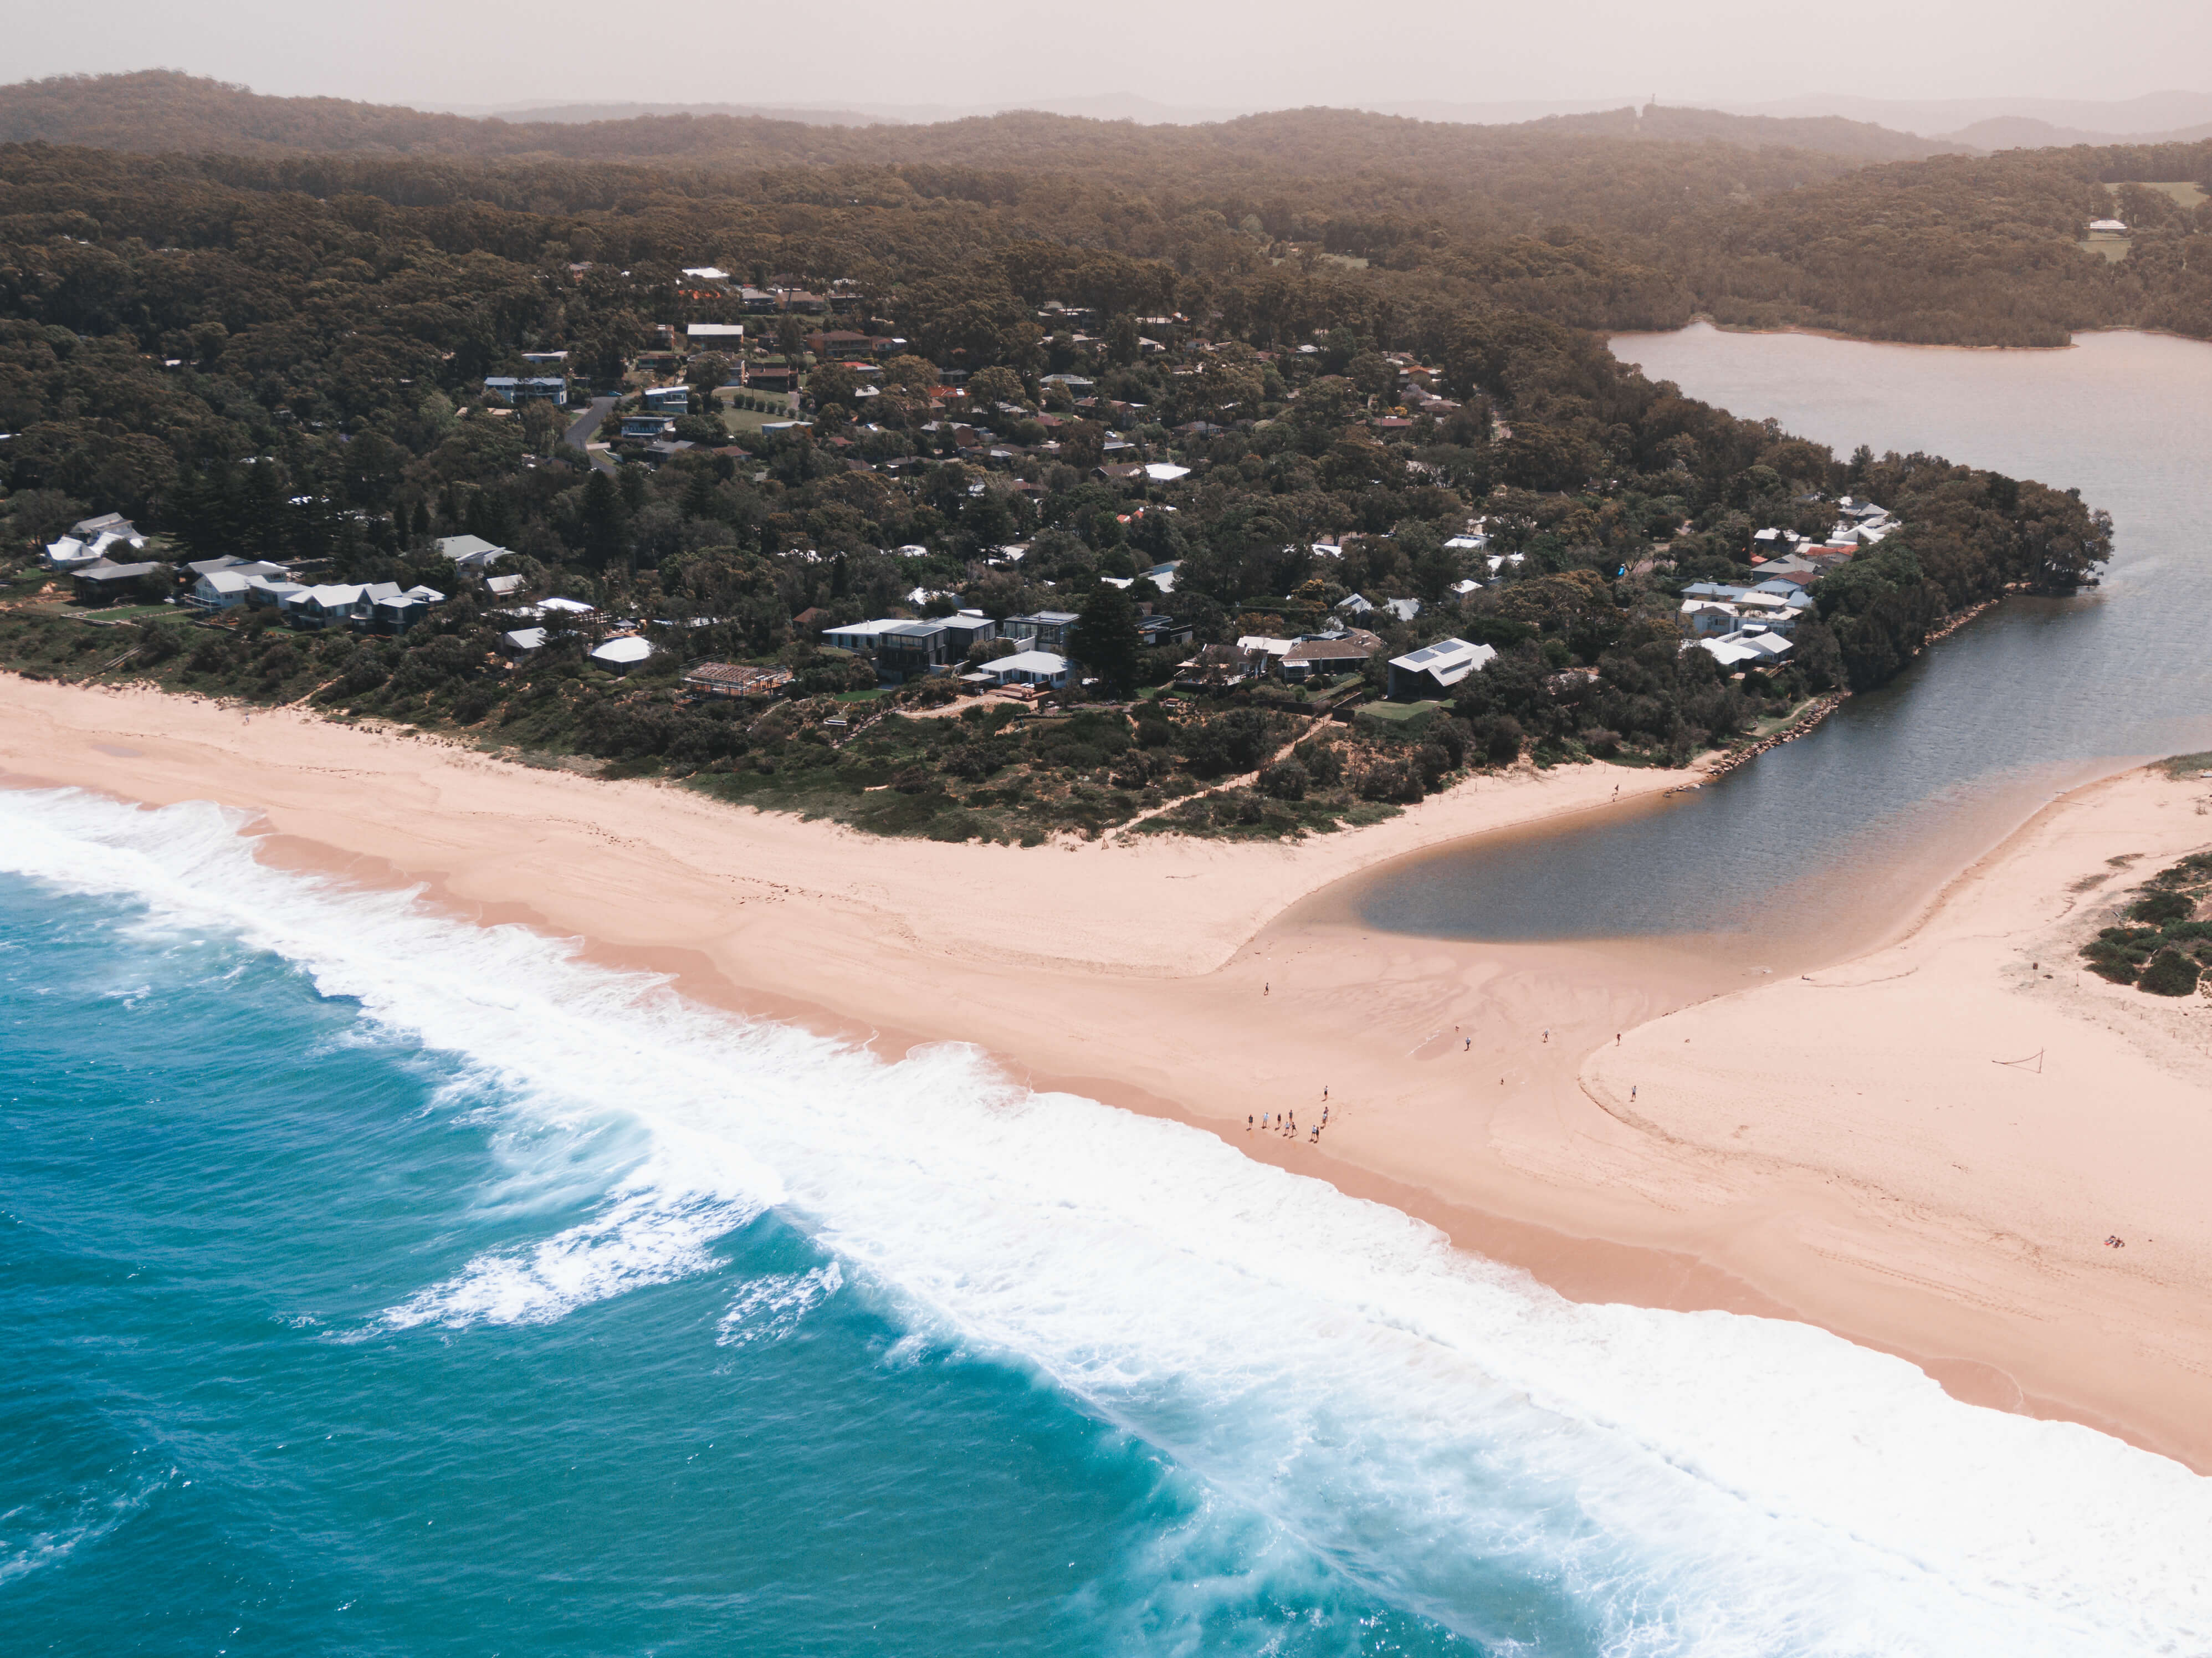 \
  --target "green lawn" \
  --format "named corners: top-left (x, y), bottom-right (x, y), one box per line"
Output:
top-left (1354, 699), bottom-right (1438, 724)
